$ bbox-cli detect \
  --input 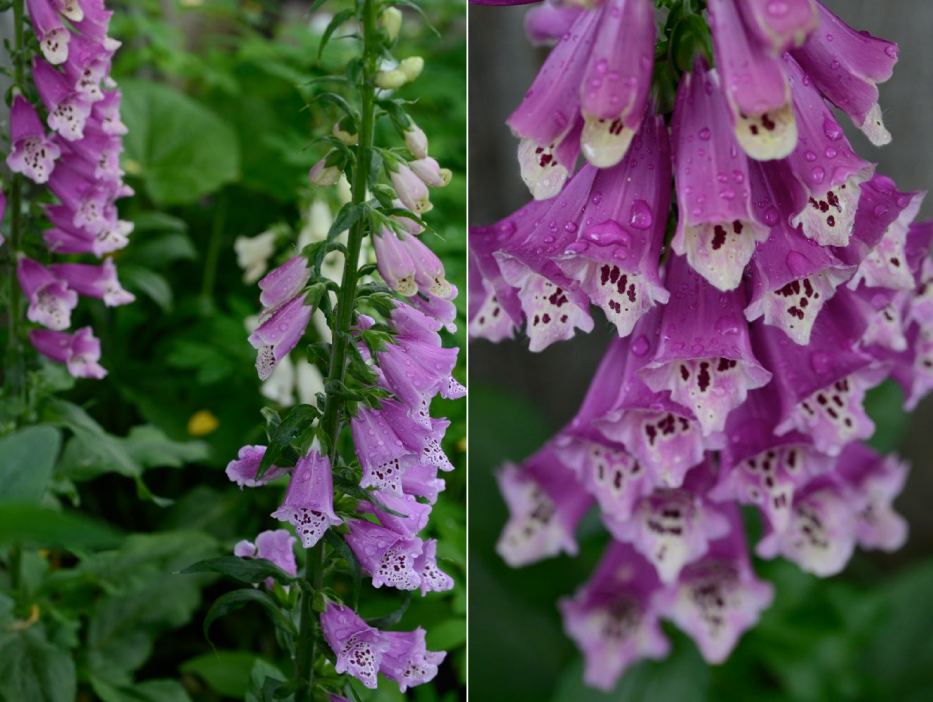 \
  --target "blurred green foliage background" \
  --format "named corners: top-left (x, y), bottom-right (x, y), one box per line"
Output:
top-left (0, 1), bottom-right (465, 700)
